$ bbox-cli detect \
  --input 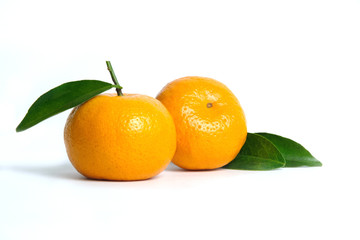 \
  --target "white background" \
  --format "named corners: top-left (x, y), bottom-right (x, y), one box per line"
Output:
top-left (1, 0), bottom-right (359, 239)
